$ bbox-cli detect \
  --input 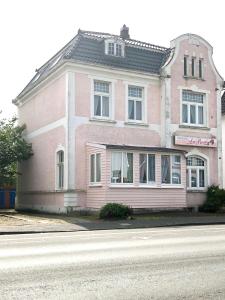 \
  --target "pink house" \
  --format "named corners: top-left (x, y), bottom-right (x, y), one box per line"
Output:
top-left (13, 26), bottom-right (224, 213)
